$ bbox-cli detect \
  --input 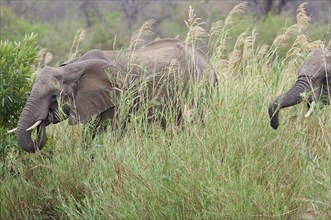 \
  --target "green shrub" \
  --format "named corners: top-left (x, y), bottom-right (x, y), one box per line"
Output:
top-left (0, 33), bottom-right (39, 156)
